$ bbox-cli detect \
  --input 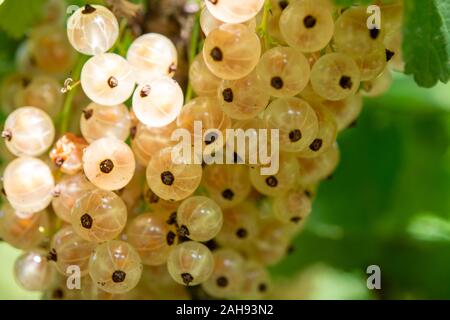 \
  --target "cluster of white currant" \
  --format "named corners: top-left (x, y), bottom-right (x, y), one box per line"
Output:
top-left (0, 0), bottom-right (403, 300)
